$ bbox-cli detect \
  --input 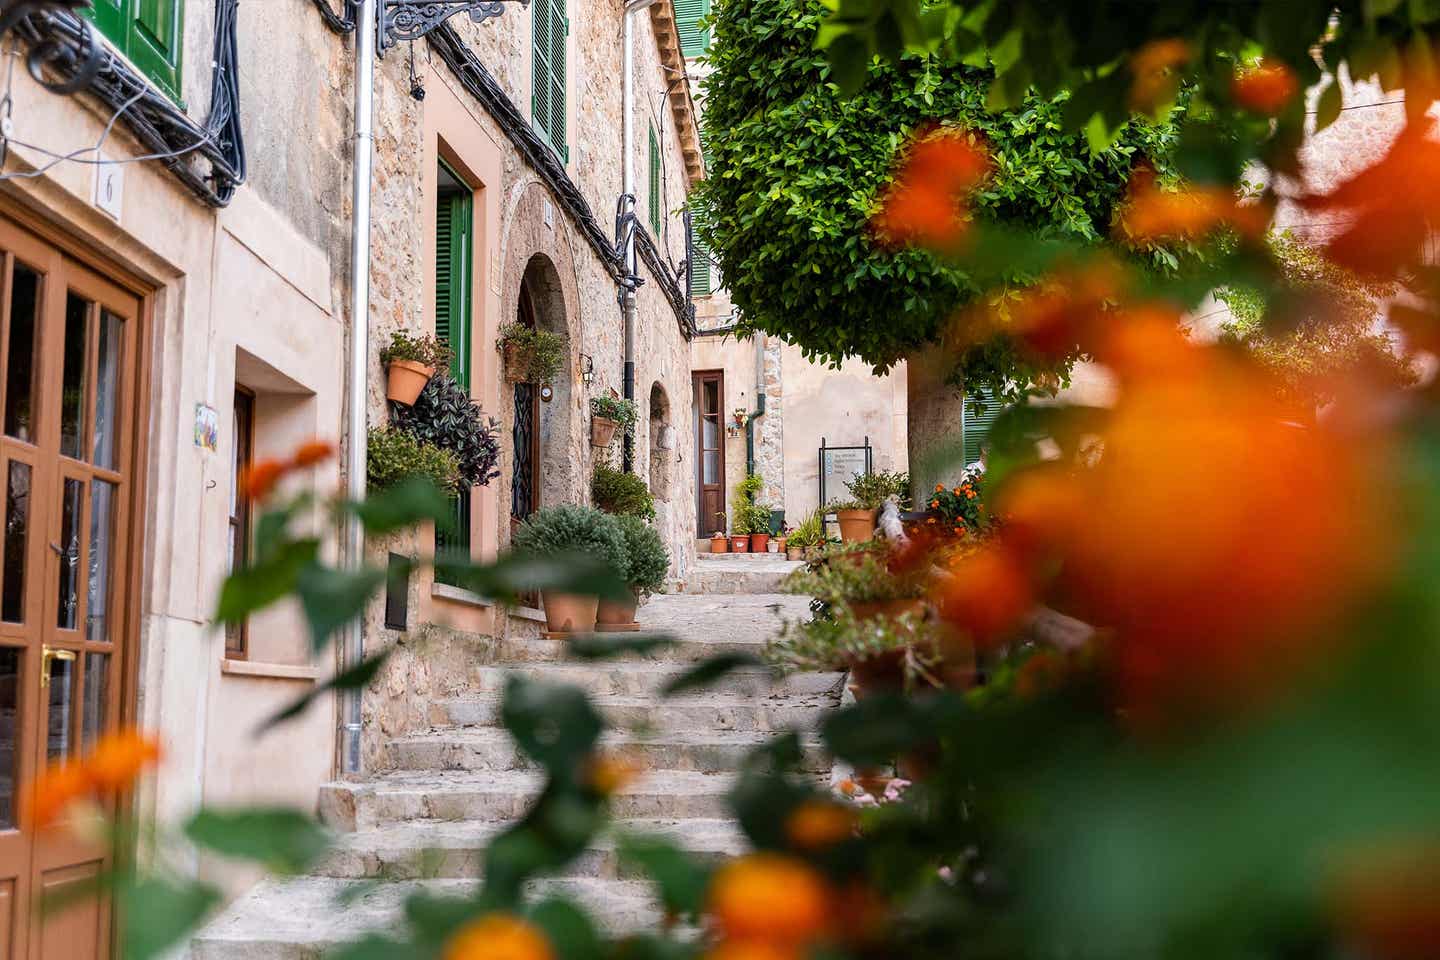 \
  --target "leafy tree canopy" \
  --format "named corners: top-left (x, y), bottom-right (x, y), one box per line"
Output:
top-left (691, 0), bottom-right (1177, 401)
